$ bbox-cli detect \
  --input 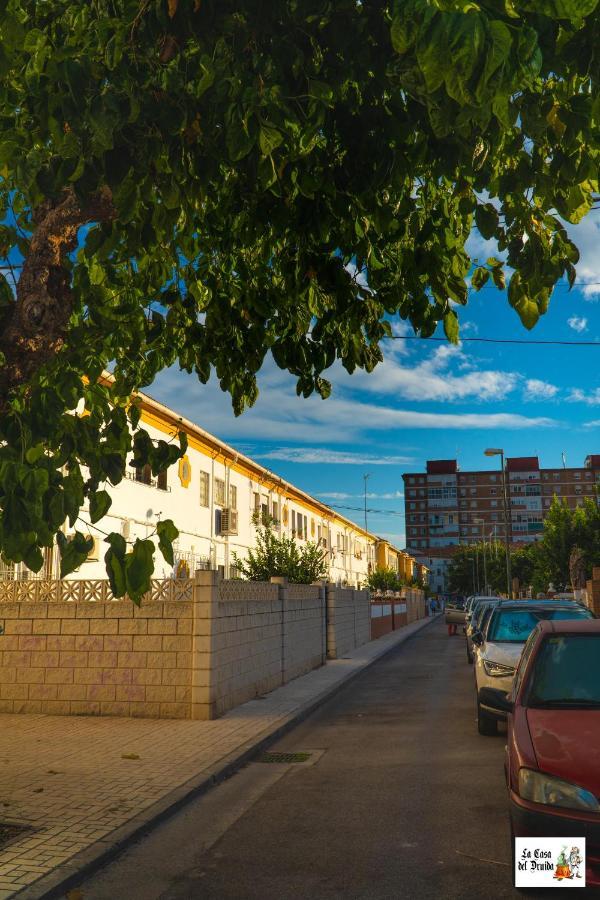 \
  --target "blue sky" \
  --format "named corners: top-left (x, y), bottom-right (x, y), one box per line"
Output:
top-left (149, 214), bottom-right (600, 549)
